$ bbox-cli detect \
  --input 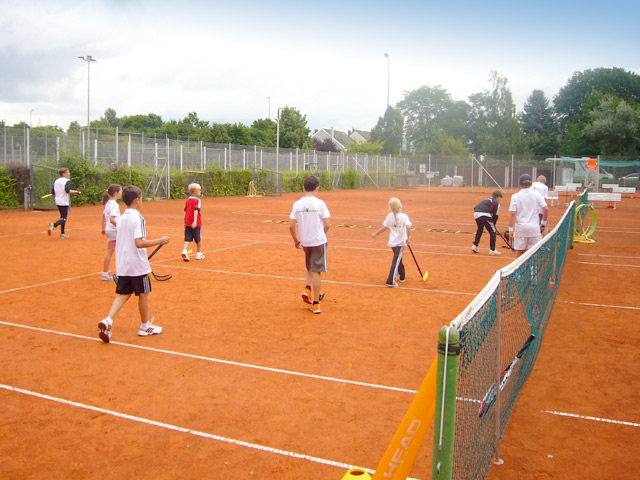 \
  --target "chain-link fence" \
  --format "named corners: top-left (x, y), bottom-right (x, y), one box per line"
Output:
top-left (3, 126), bottom-right (639, 189)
